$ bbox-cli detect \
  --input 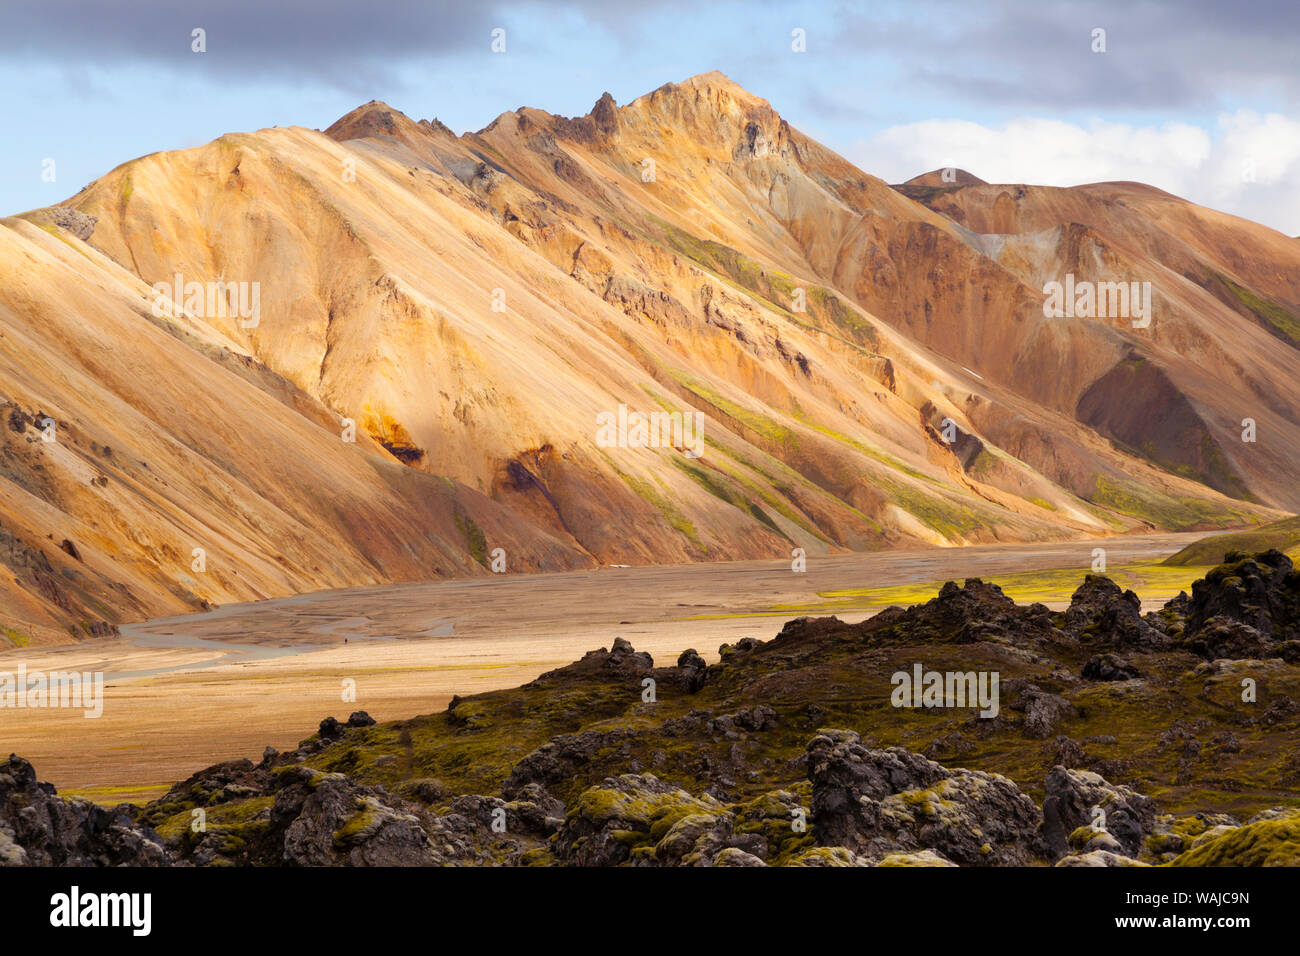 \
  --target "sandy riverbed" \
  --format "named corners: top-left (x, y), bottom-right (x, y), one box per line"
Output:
top-left (0, 532), bottom-right (1207, 803)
